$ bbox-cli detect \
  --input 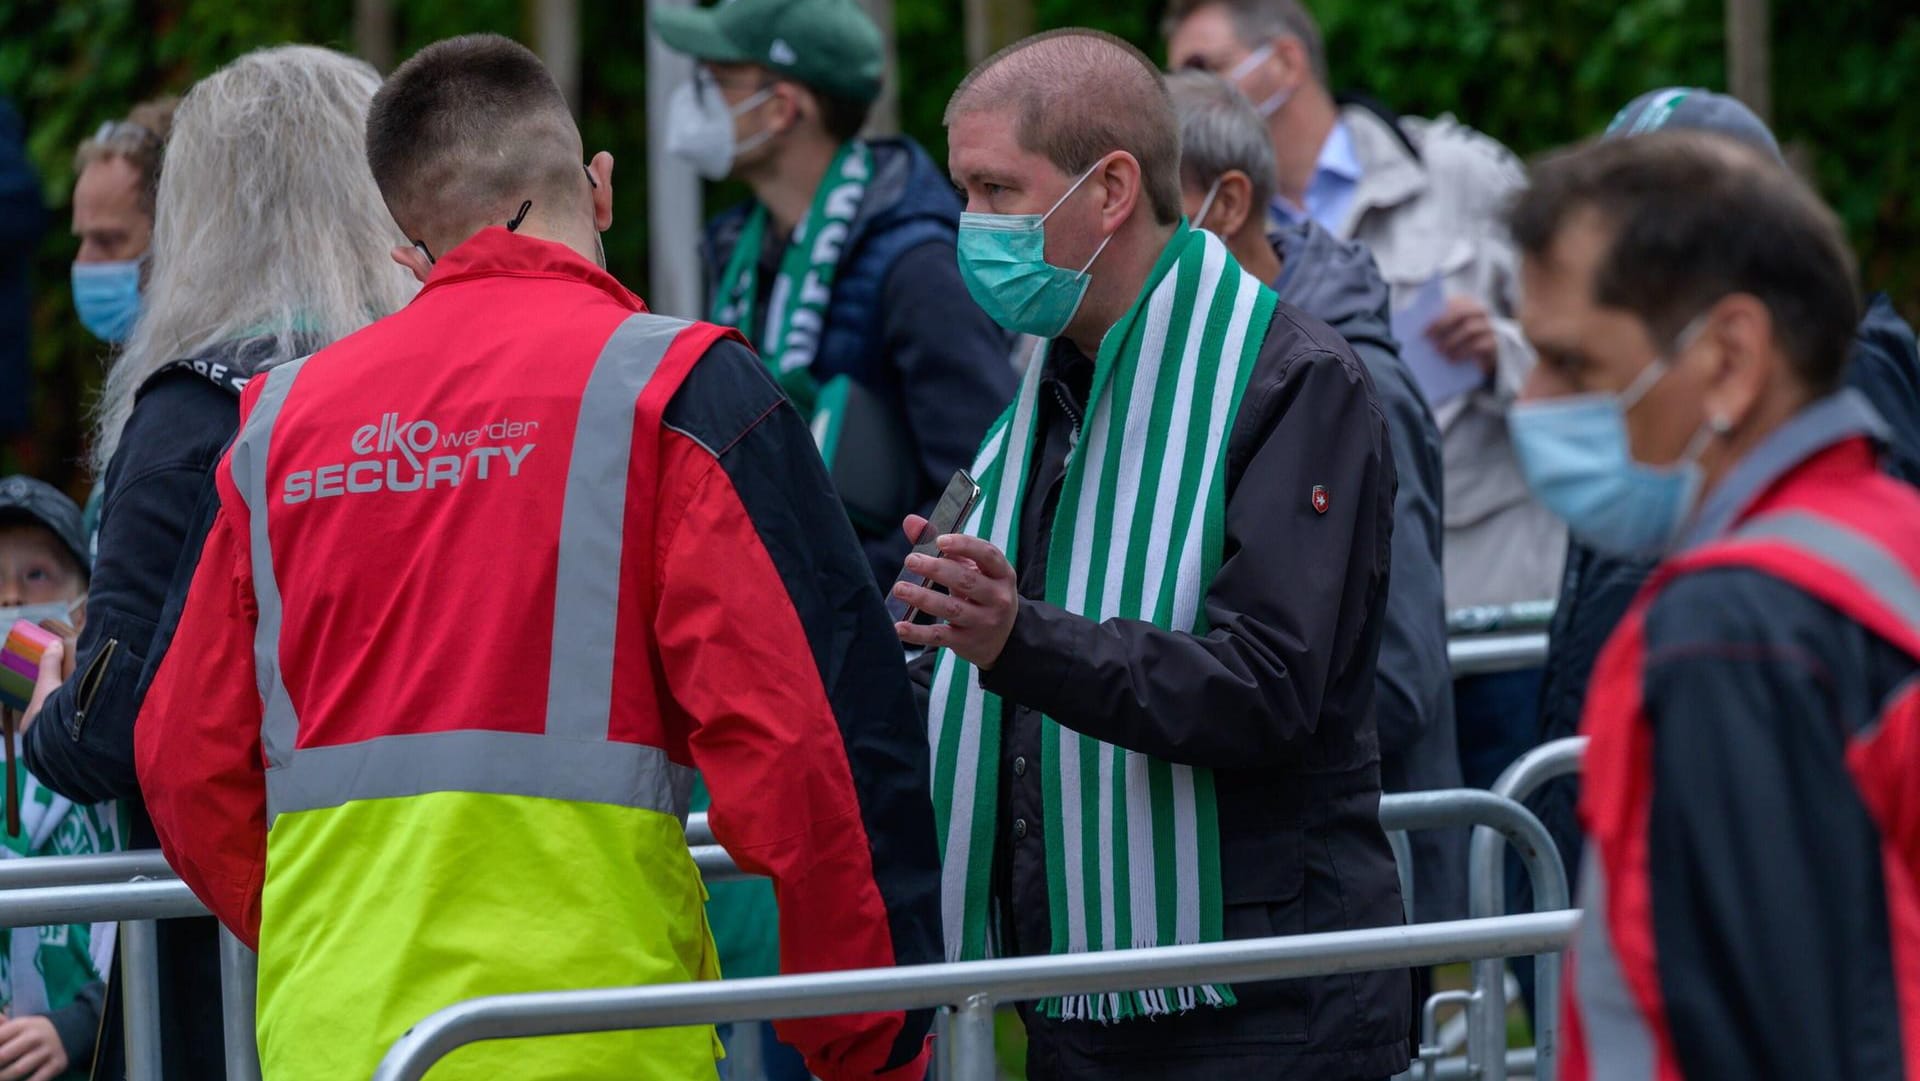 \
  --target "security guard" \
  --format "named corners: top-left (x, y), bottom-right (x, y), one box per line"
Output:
top-left (134, 34), bottom-right (939, 1081)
